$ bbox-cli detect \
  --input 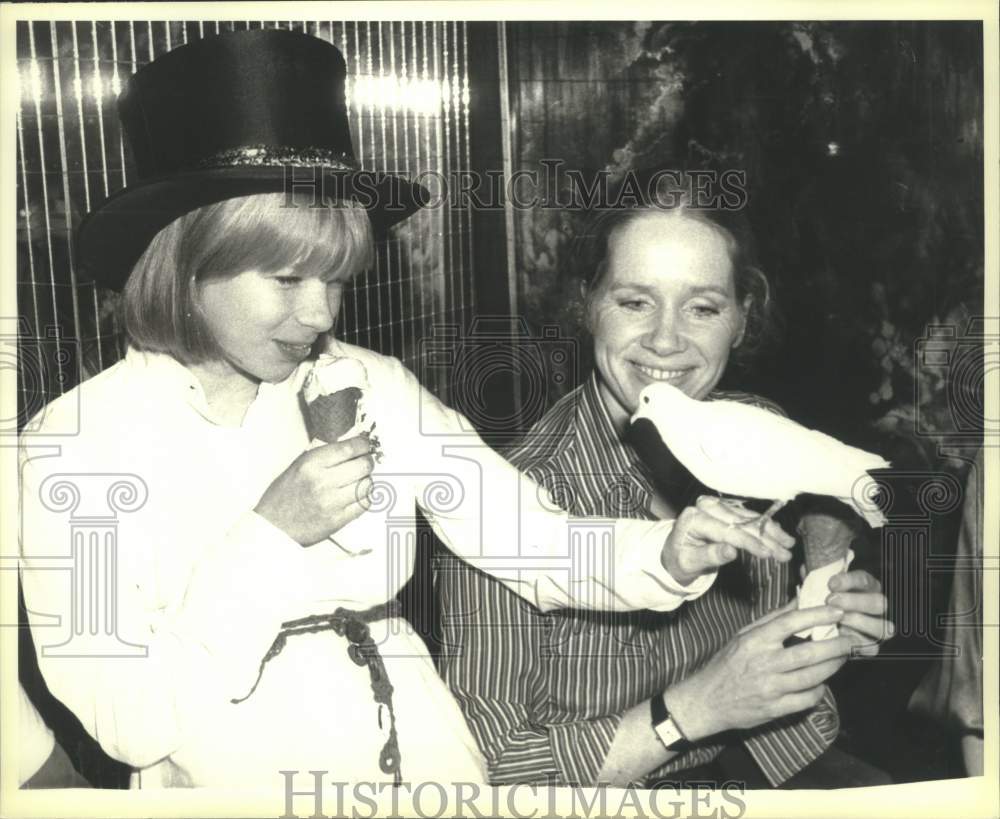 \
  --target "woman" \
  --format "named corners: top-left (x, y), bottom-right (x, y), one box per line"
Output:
top-left (437, 173), bottom-right (894, 788)
top-left (17, 32), bottom-right (789, 789)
